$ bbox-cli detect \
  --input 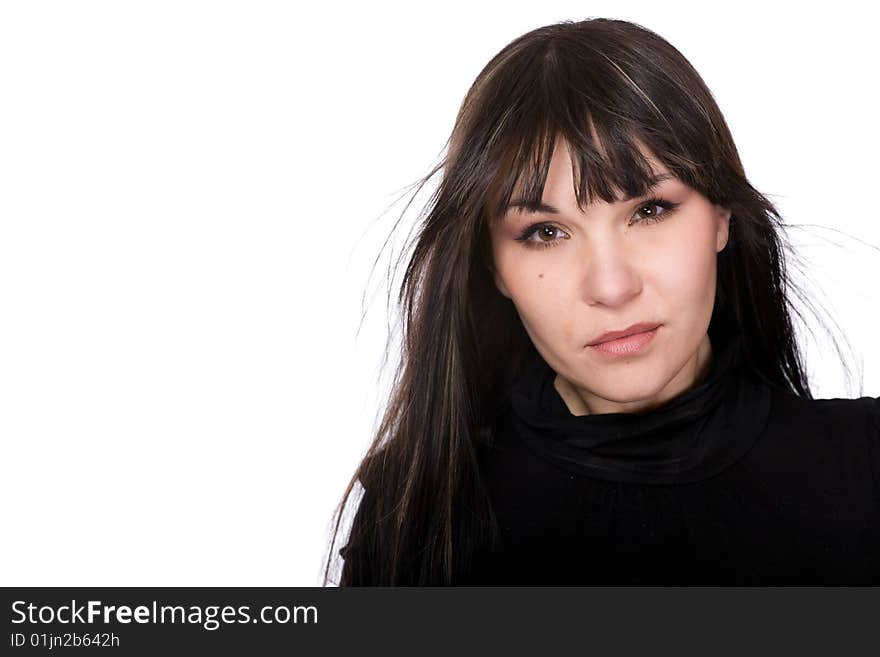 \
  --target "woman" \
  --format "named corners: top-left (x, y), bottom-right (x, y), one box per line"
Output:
top-left (324, 18), bottom-right (880, 585)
